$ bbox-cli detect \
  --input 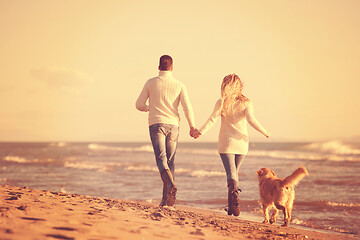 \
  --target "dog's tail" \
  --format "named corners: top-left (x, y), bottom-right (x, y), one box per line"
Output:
top-left (282, 167), bottom-right (308, 187)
